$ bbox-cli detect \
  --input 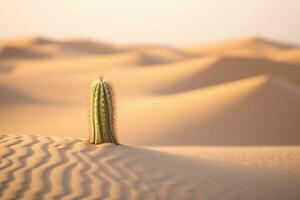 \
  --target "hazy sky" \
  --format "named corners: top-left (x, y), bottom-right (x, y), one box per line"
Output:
top-left (0, 0), bottom-right (299, 46)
